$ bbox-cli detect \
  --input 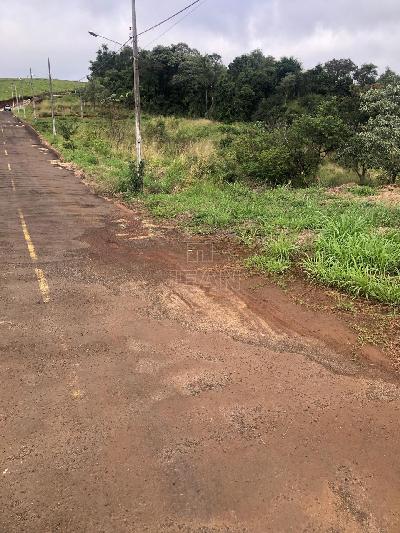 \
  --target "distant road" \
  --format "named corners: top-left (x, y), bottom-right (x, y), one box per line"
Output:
top-left (1, 110), bottom-right (400, 531)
